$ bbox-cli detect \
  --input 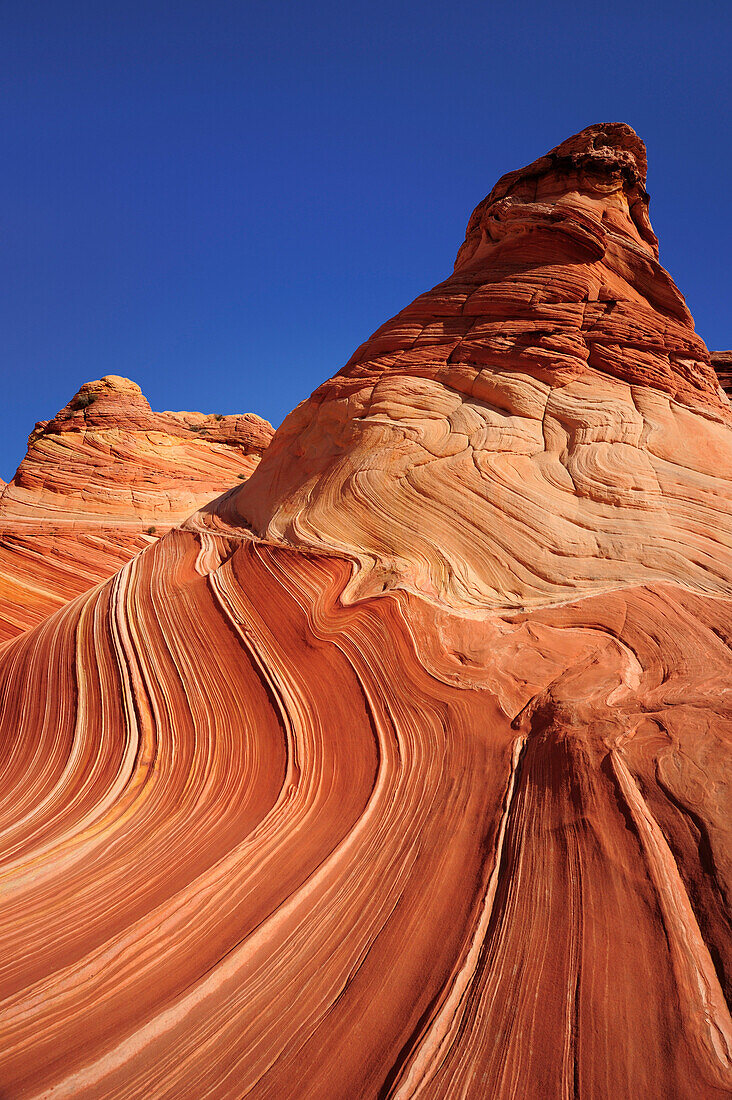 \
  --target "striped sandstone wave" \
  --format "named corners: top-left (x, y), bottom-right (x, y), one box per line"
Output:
top-left (0, 124), bottom-right (730, 1098)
